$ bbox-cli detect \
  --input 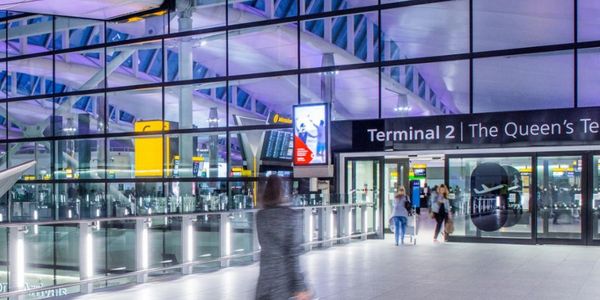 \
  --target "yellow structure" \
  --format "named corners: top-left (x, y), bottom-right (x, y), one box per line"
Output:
top-left (134, 120), bottom-right (169, 177)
